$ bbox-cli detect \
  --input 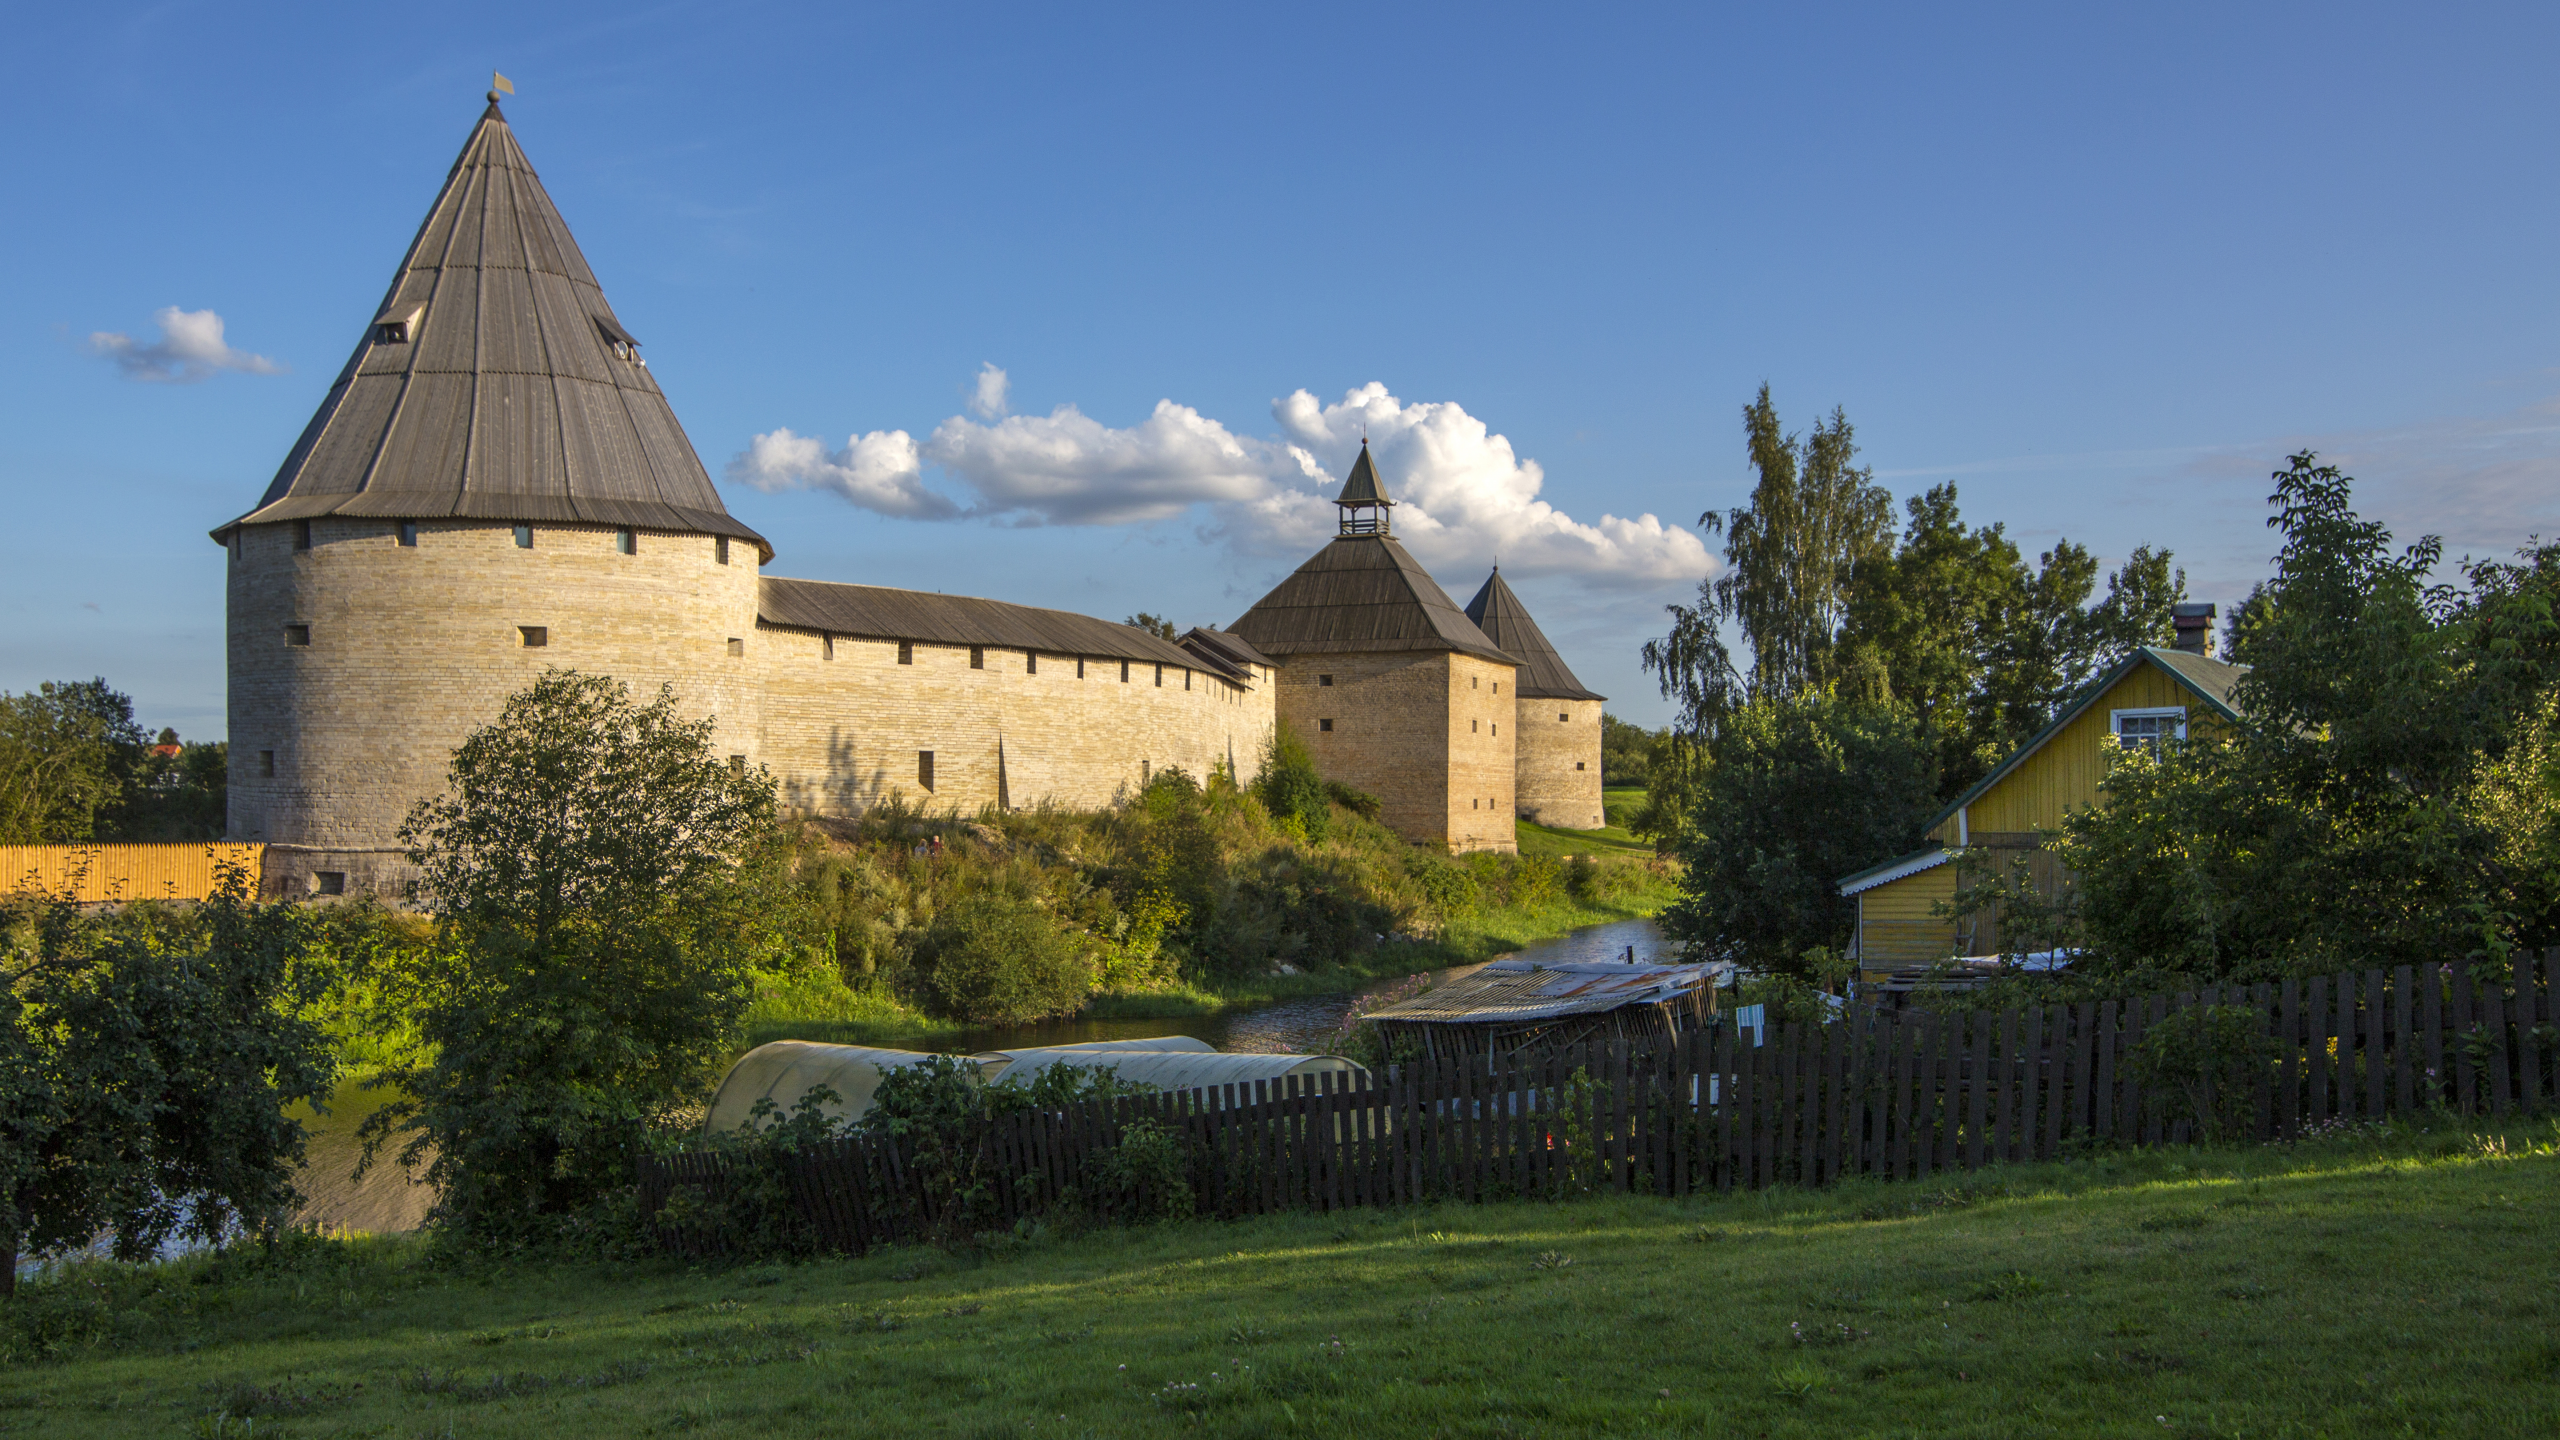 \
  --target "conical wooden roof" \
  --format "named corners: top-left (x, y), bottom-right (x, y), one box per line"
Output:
top-left (1335, 442), bottom-right (1392, 507)
top-left (1228, 534), bottom-right (1515, 664)
top-left (213, 95), bottom-right (769, 558)
top-left (1463, 569), bottom-right (1603, 700)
